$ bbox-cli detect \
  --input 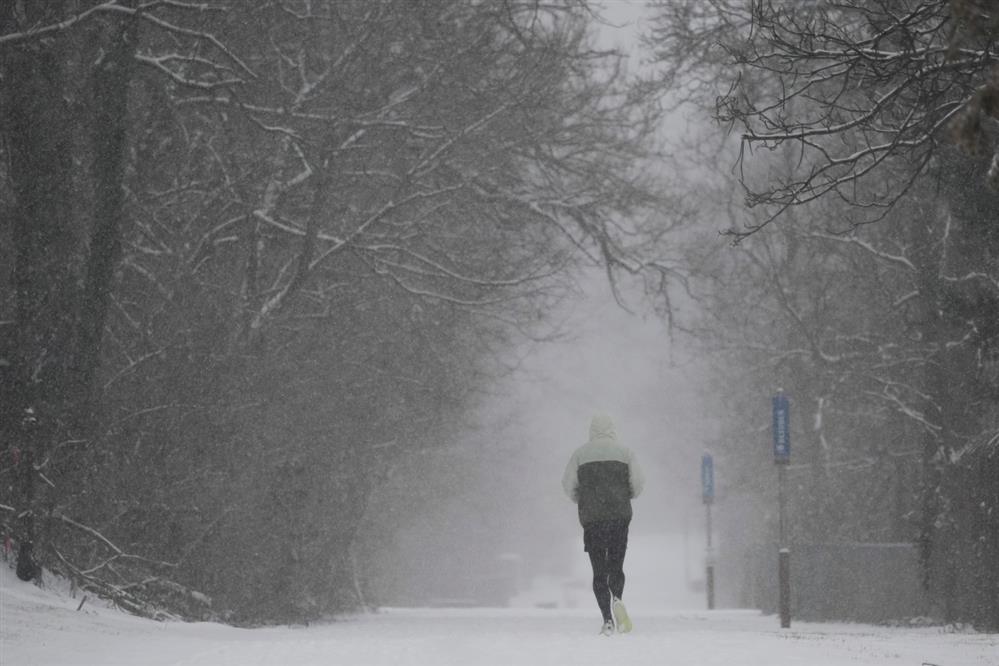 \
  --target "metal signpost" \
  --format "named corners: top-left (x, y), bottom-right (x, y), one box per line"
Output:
top-left (772, 390), bottom-right (791, 628)
top-left (701, 453), bottom-right (715, 610)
